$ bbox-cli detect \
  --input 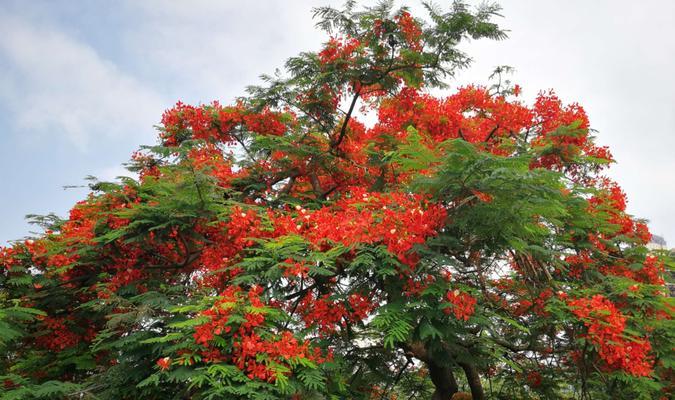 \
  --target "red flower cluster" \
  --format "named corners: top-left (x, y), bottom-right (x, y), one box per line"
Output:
top-left (297, 293), bottom-right (348, 334)
top-left (271, 188), bottom-right (447, 267)
top-left (234, 330), bottom-right (320, 381)
top-left (188, 146), bottom-right (239, 188)
top-left (565, 251), bottom-right (594, 279)
top-left (512, 288), bottom-right (553, 317)
top-left (160, 101), bottom-right (229, 146)
top-left (443, 290), bottom-right (477, 321)
top-left (395, 11), bottom-right (423, 51)
top-left (599, 256), bottom-right (665, 286)
top-left (318, 36), bottom-right (361, 67)
top-left (402, 274), bottom-right (436, 297)
top-left (193, 207), bottom-right (265, 287)
top-left (0, 245), bottom-right (22, 270)
top-left (347, 293), bottom-right (377, 322)
top-left (191, 285), bottom-right (326, 381)
top-left (34, 316), bottom-right (84, 351)
top-left (281, 258), bottom-right (309, 278)
top-left (160, 101), bottom-right (289, 146)
top-left (529, 91), bottom-right (597, 170)
top-left (193, 286), bottom-right (240, 345)
top-left (296, 292), bottom-right (377, 334)
top-left (371, 86), bottom-right (533, 154)
top-left (568, 295), bottom-right (653, 376)
top-left (156, 357), bottom-right (171, 371)
top-left (242, 109), bottom-right (288, 136)
top-left (588, 179), bottom-right (652, 245)
top-left (369, 86), bottom-right (611, 173)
